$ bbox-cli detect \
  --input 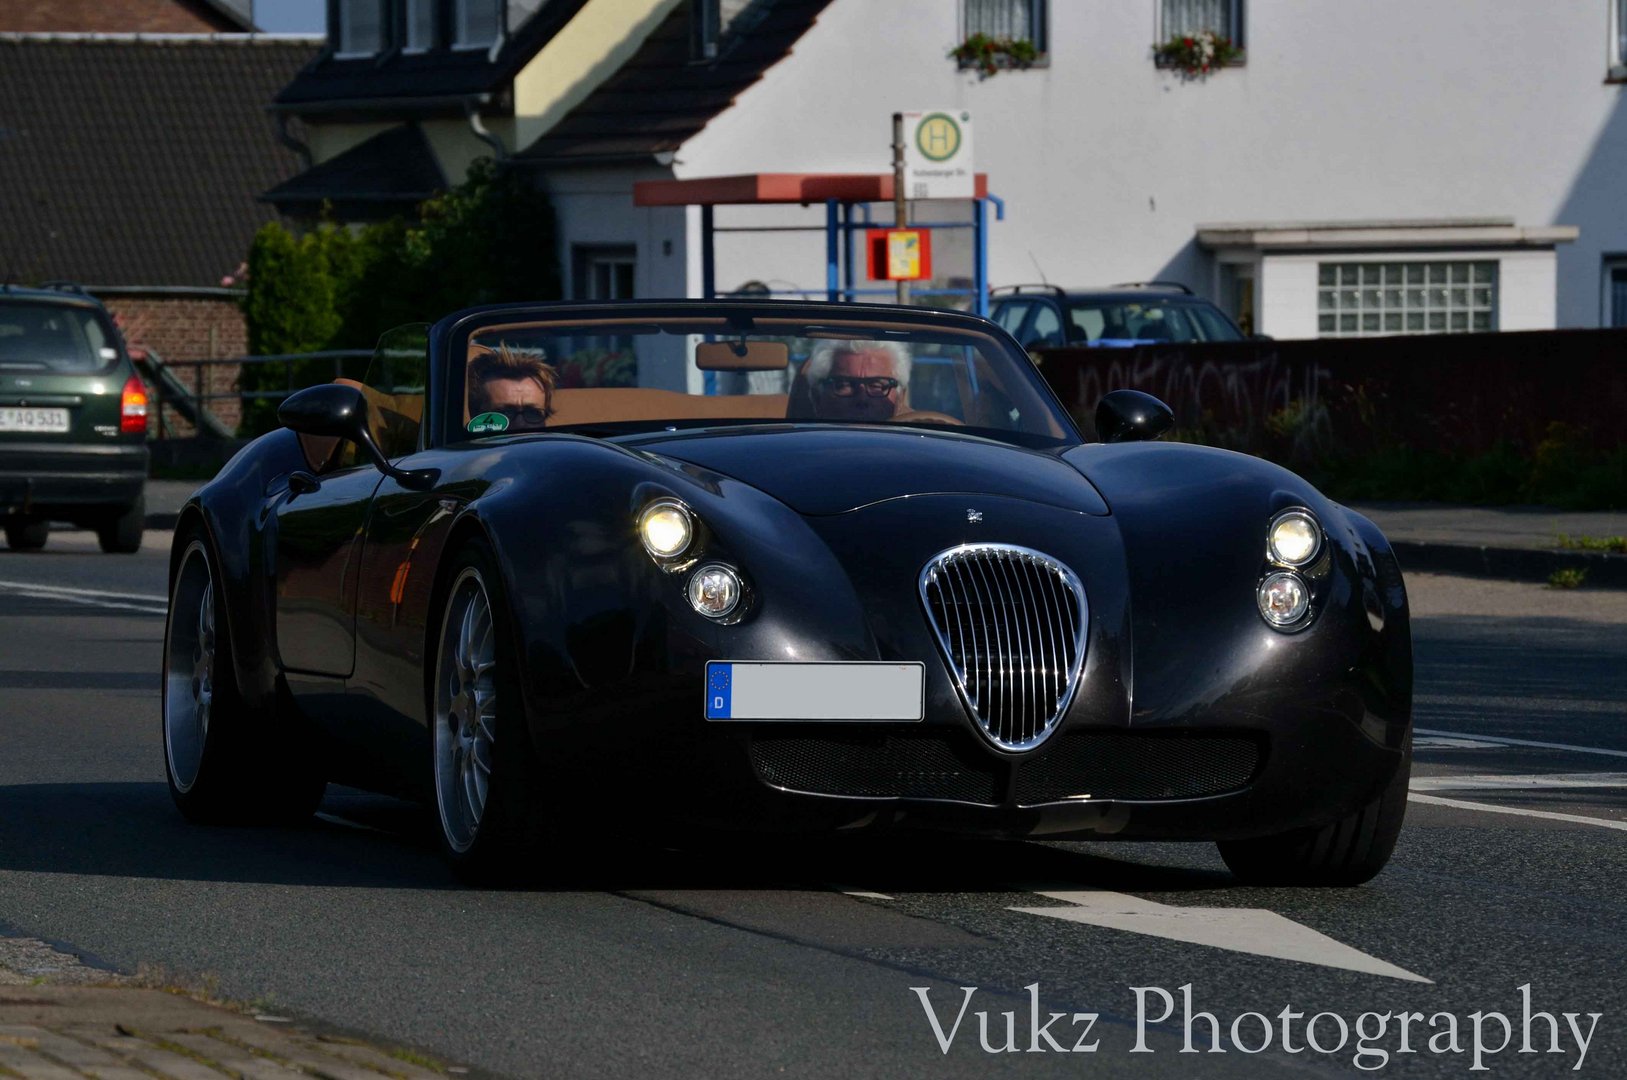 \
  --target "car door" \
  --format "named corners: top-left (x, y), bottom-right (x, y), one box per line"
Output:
top-left (271, 332), bottom-right (426, 678)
